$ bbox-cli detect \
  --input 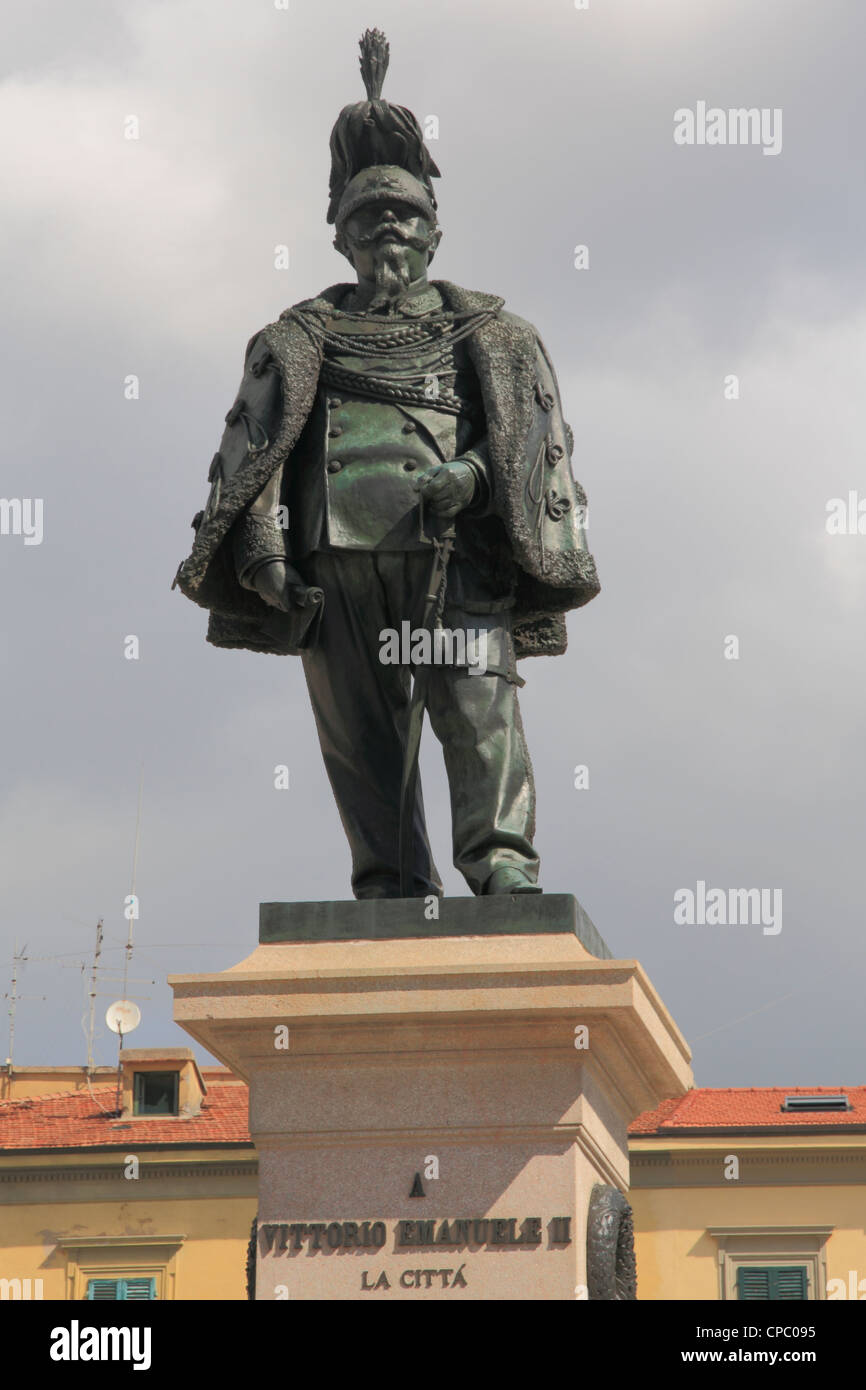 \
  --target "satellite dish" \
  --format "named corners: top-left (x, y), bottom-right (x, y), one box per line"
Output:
top-left (106, 1000), bottom-right (141, 1036)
